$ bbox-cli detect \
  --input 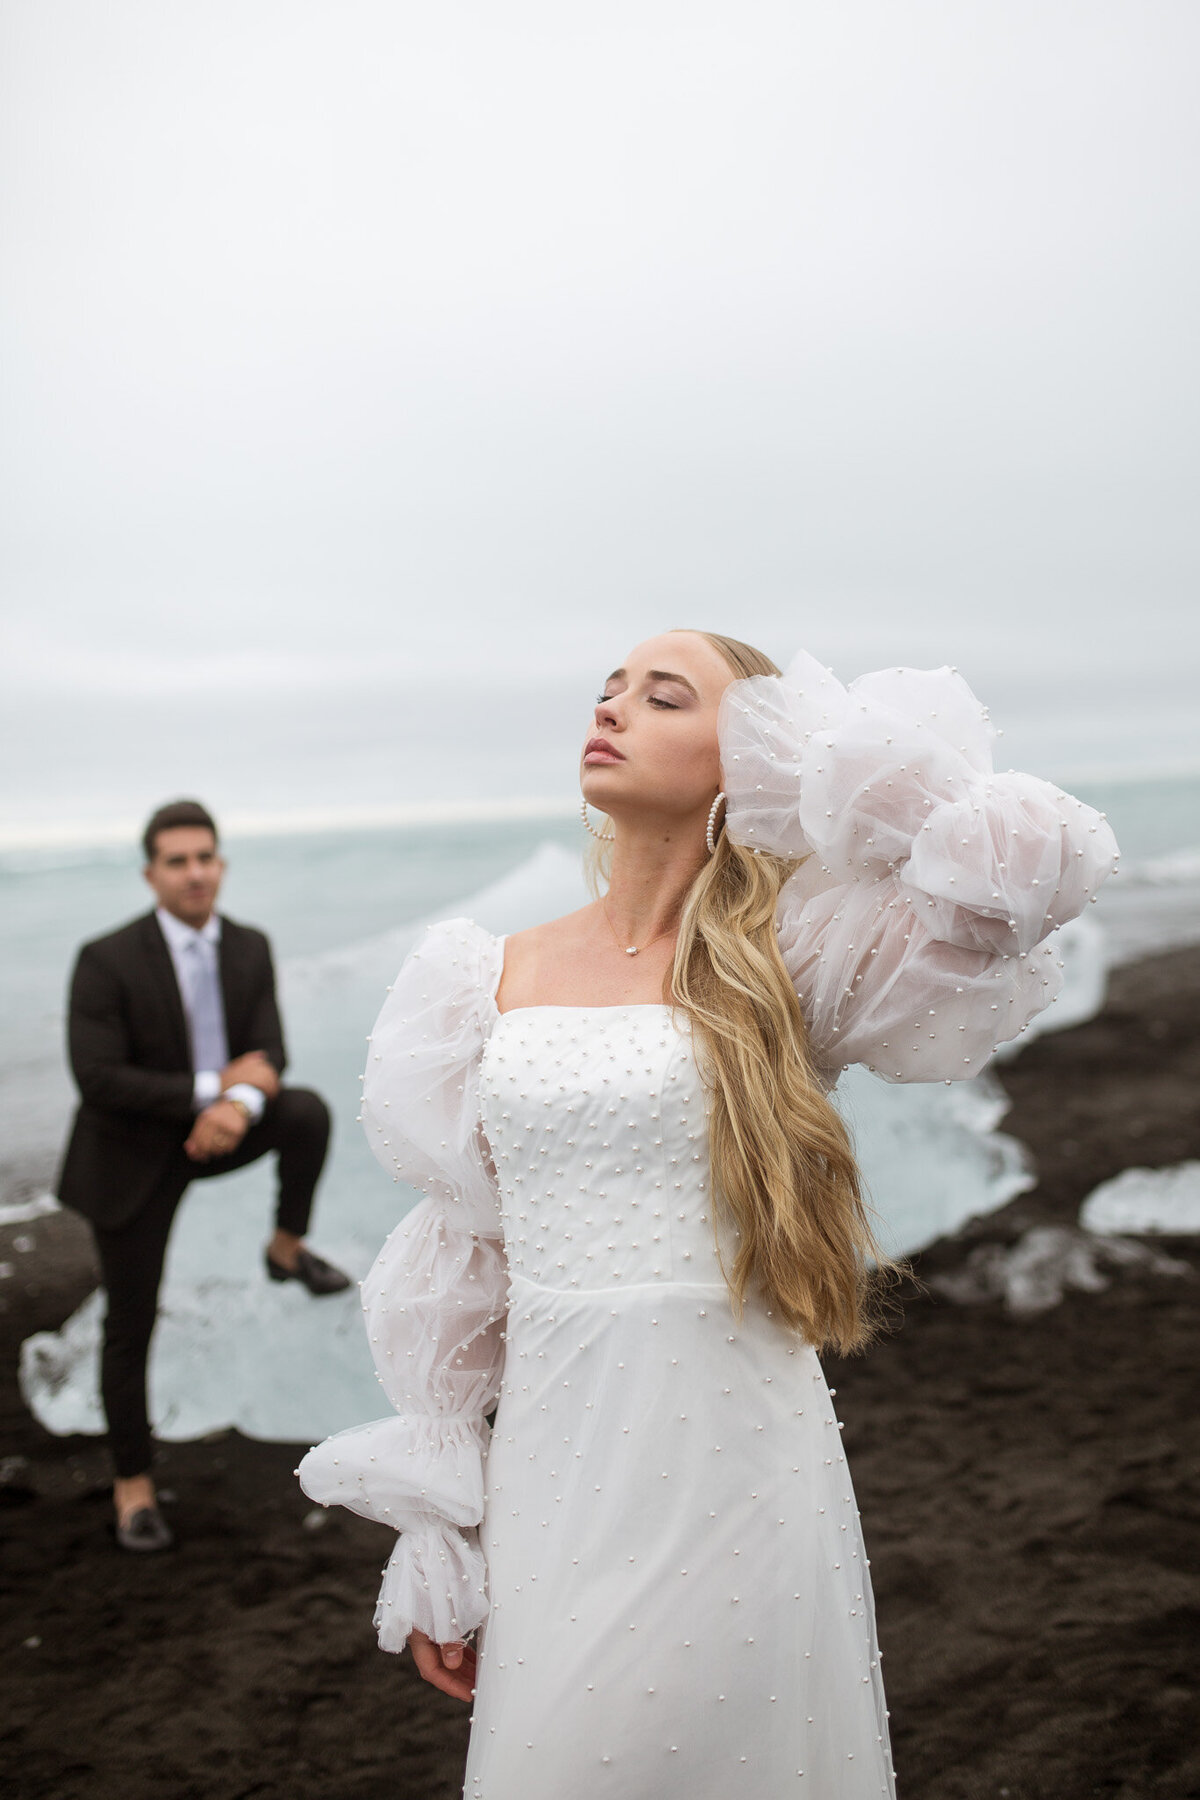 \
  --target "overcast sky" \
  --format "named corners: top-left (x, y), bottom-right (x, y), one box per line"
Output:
top-left (3, 1), bottom-right (1198, 716)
